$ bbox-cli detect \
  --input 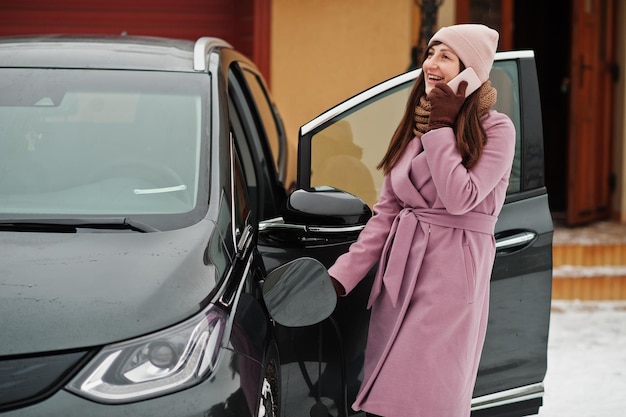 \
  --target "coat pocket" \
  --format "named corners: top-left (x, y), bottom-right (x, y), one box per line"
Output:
top-left (462, 243), bottom-right (476, 304)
